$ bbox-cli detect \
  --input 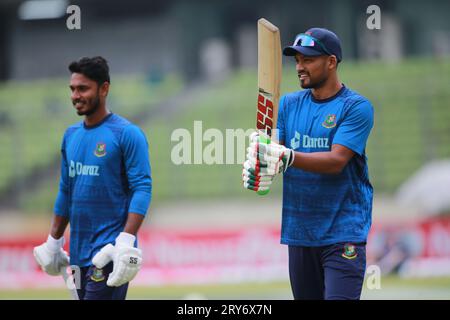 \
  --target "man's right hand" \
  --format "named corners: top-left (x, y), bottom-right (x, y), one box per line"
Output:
top-left (246, 131), bottom-right (294, 175)
top-left (242, 159), bottom-right (275, 192)
top-left (33, 235), bottom-right (69, 276)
